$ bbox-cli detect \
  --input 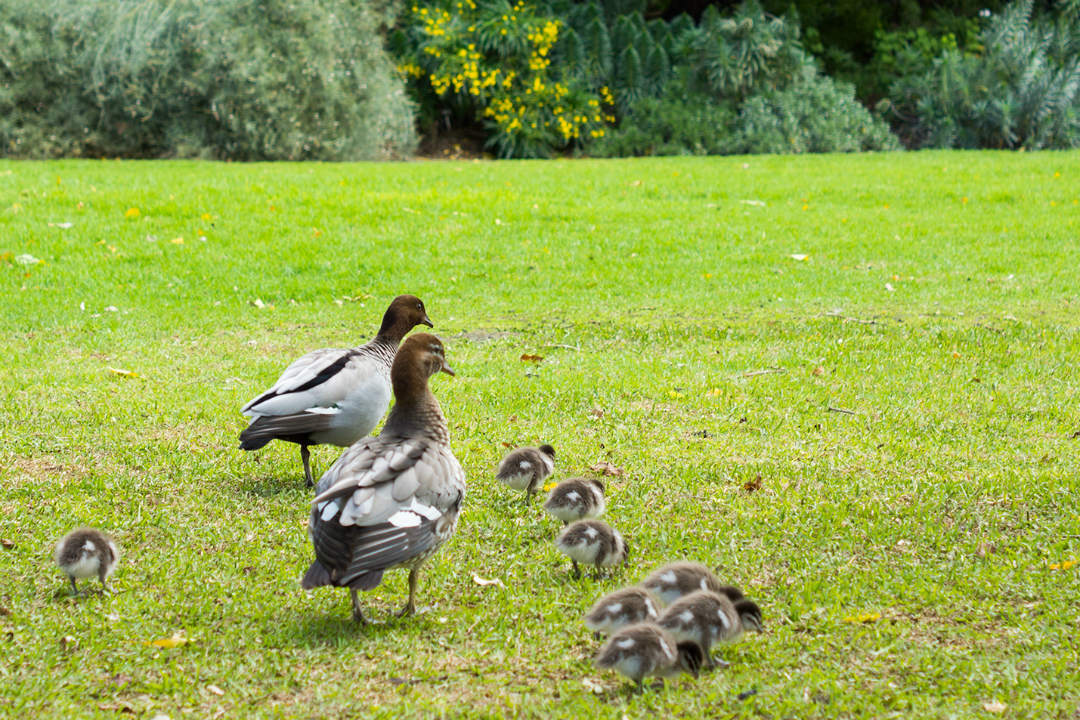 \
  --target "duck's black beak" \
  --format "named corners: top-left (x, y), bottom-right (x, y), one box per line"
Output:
top-left (421, 314), bottom-right (434, 328)
top-left (440, 360), bottom-right (455, 376)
